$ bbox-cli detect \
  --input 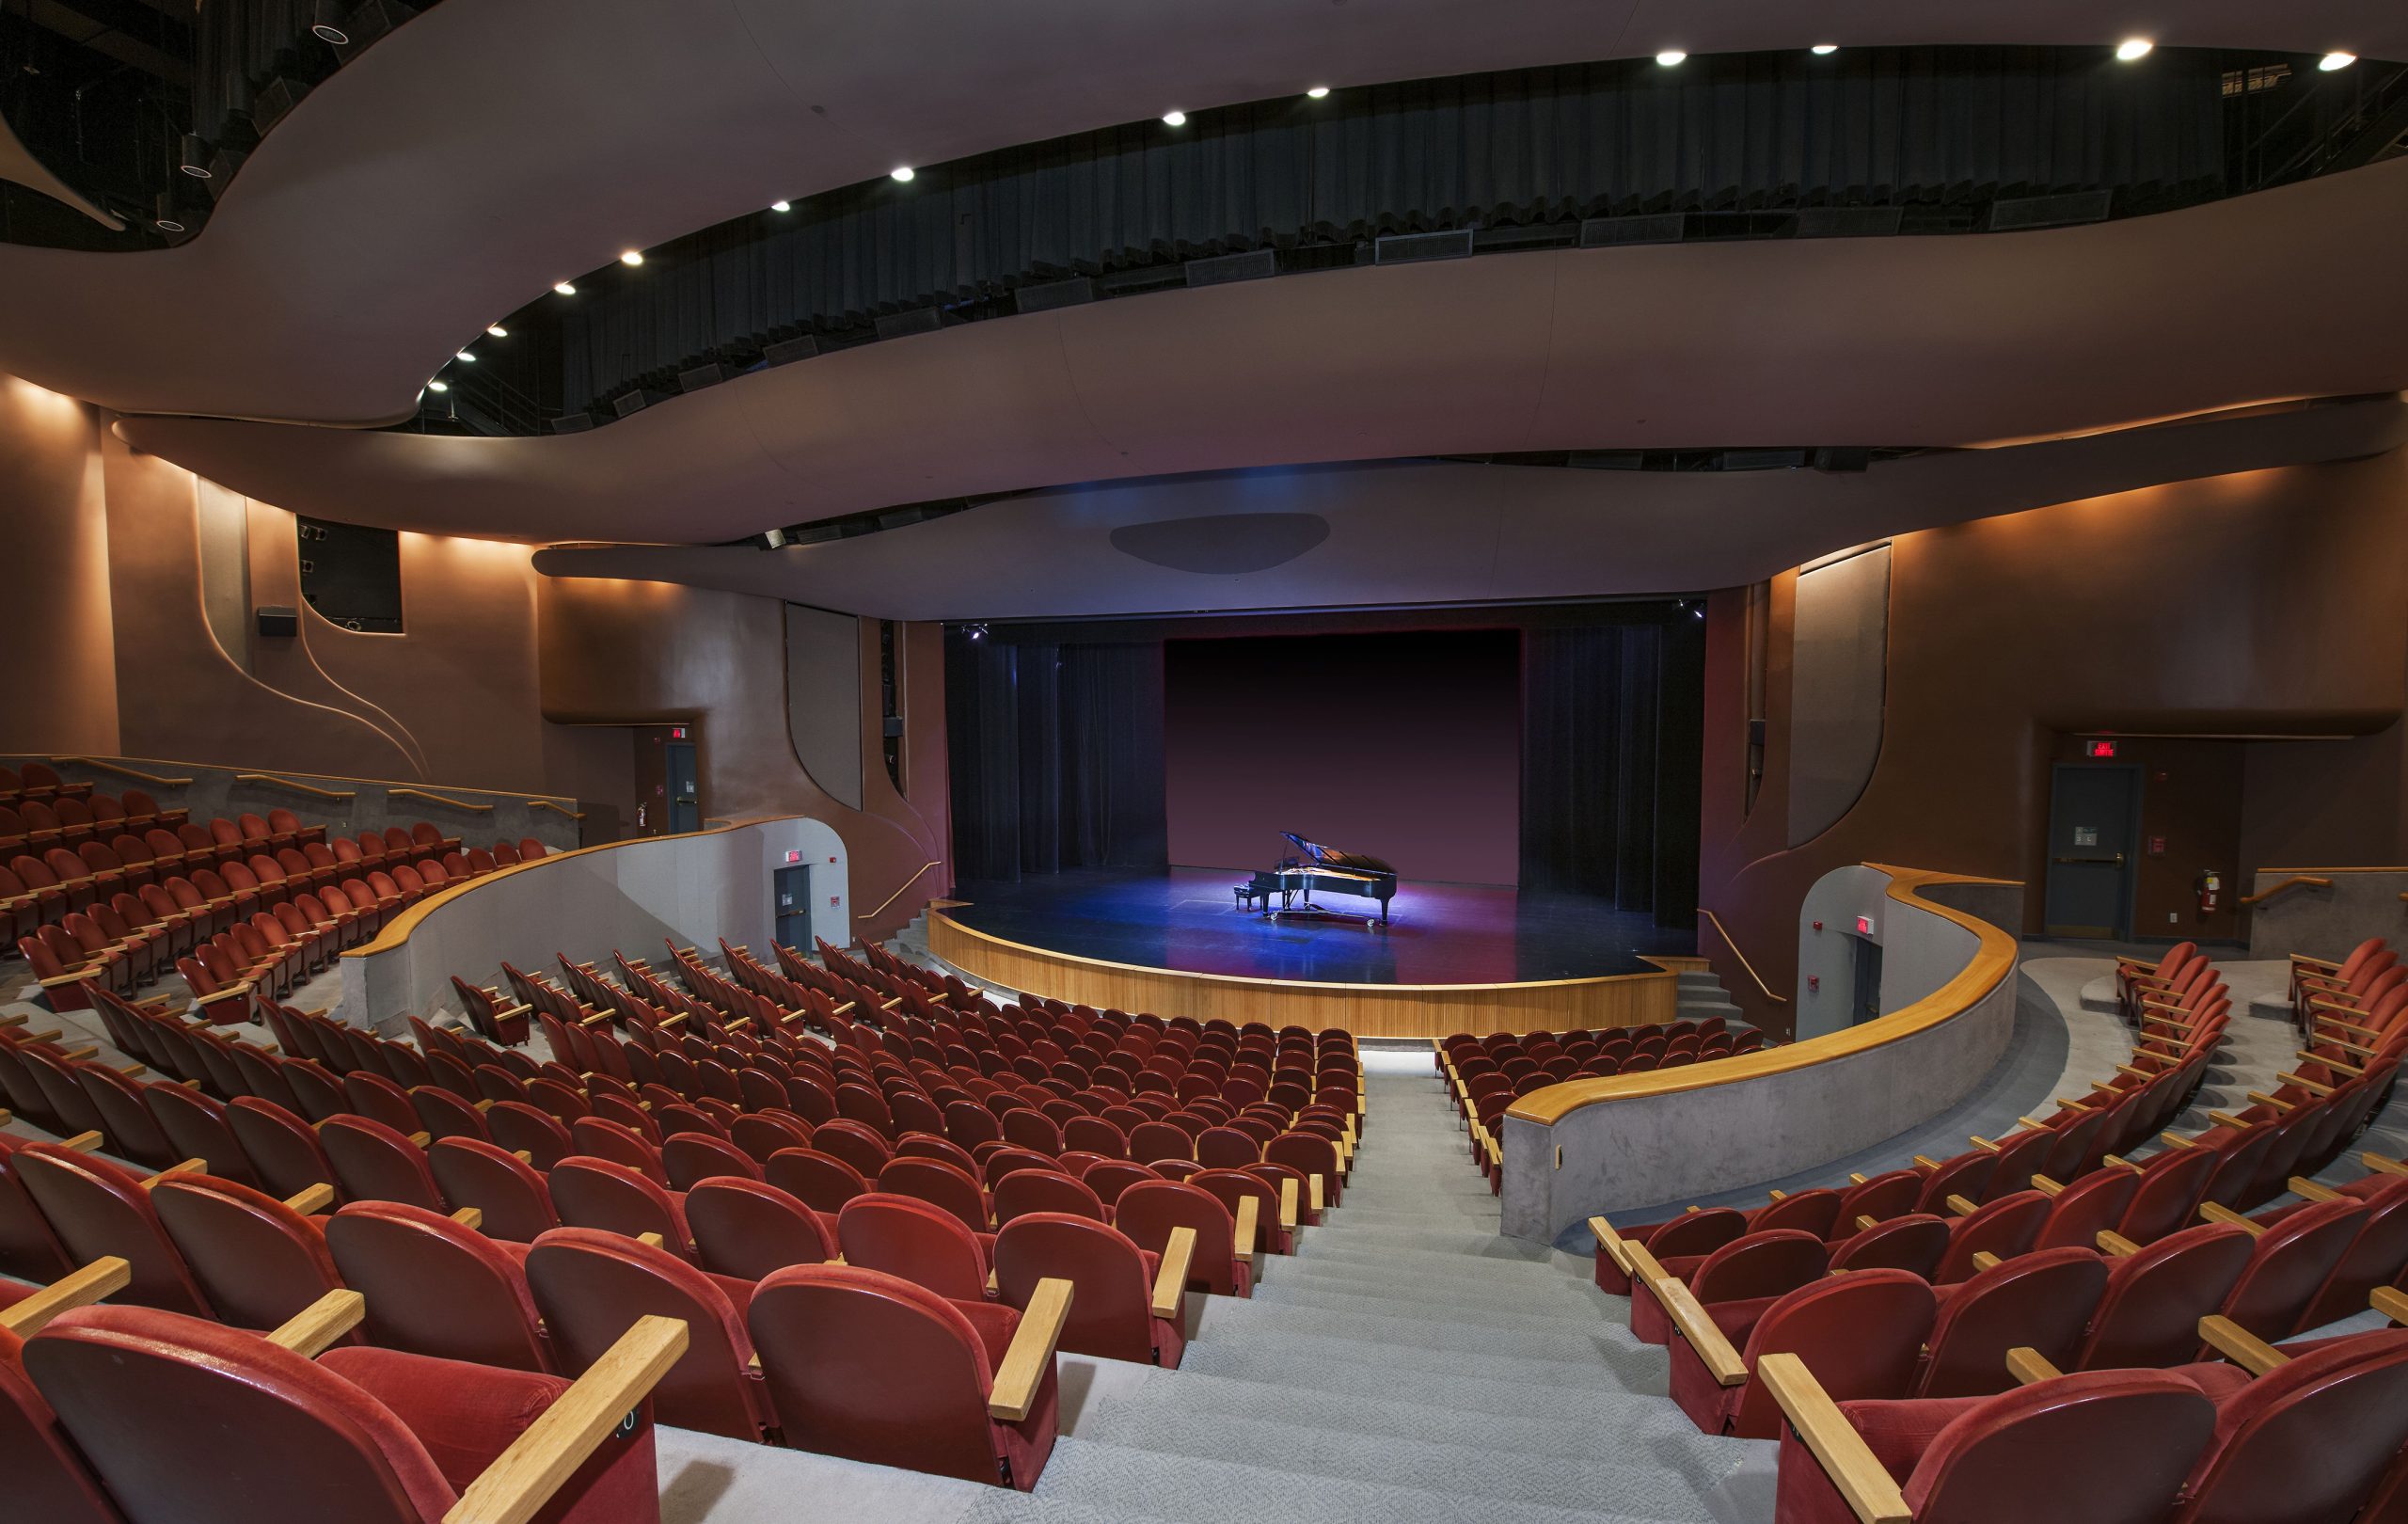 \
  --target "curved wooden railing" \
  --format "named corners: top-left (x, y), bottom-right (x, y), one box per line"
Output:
top-left (527, 800), bottom-right (587, 819)
top-left (49, 756), bottom-right (194, 787)
top-left (236, 772), bottom-right (357, 801)
top-left (2240, 874), bottom-right (2333, 907)
top-left (388, 786), bottom-right (493, 814)
top-left (865, 860), bottom-right (944, 921)
top-left (1511, 866), bottom-right (2019, 1125)
top-left (1696, 906), bottom-right (1788, 1005)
